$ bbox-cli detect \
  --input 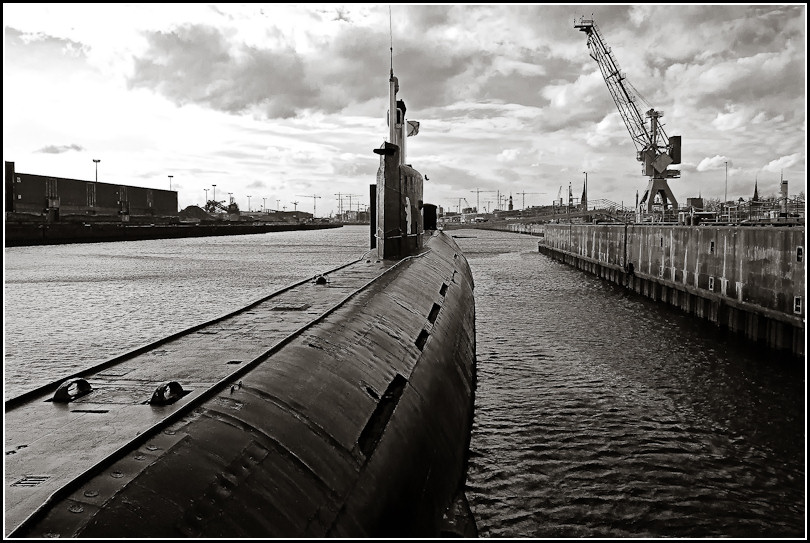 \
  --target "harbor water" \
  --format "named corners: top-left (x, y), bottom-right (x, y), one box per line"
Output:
top-left (3, 226), bottom-right (805, 537)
